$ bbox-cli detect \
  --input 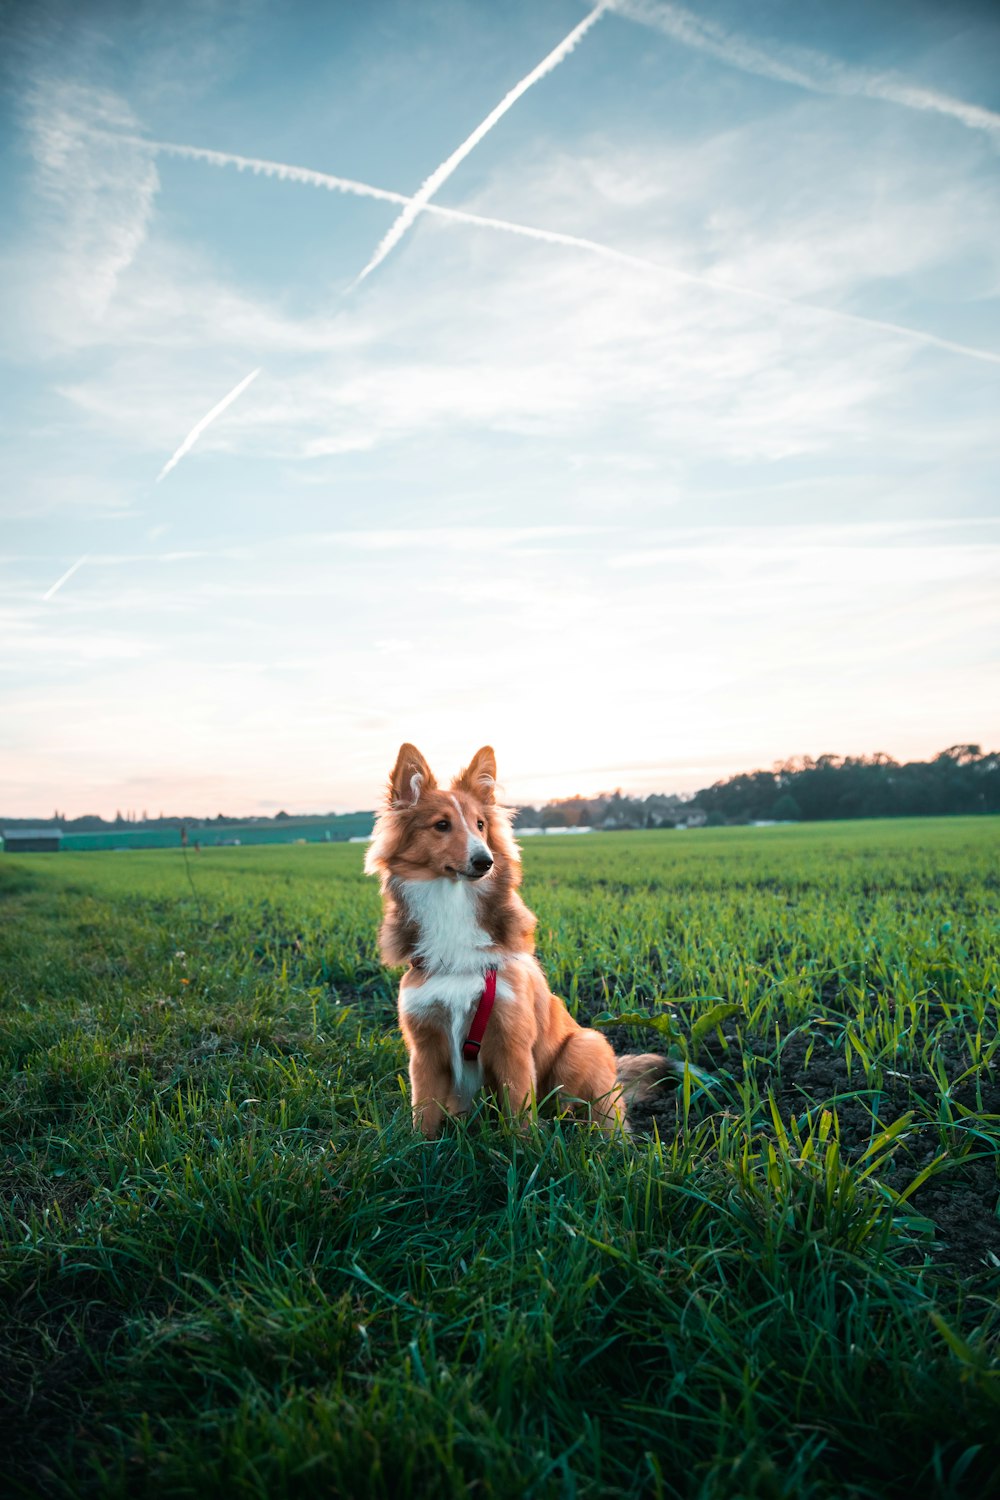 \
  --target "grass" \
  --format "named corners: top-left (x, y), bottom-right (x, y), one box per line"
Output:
top-left (1, 818), bottom-right (998, 1498)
